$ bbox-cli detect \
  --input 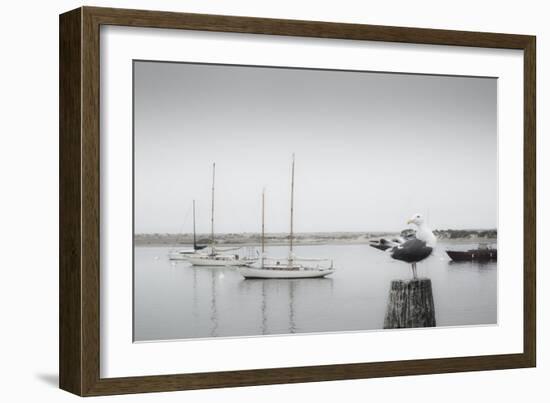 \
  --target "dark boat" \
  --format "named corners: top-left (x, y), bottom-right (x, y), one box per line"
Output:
top-left (446, 244), bottom-right (497, 262)
top-left (169, 200), bottom-right (207, 260)
top-left (370, 229), bottom-right (417, 251)
top-left (370, 242), bottom-right (391, 251)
